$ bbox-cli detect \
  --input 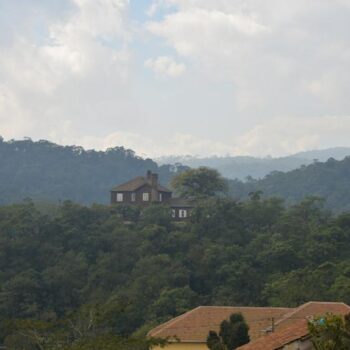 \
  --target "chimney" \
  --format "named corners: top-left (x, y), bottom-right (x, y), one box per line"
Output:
top-left (151, 173), bottom-right (158, 188)
top-left (146, 171), bottom-right (159, 201)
